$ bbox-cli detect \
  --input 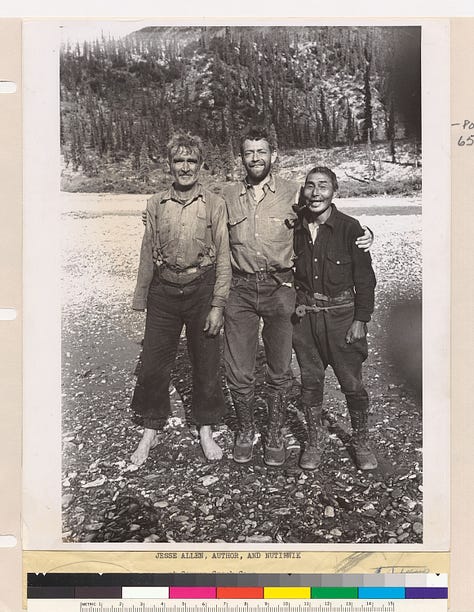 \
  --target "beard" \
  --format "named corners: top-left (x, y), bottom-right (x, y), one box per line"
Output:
top-left (245, 162), bottom-right (271, 183)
